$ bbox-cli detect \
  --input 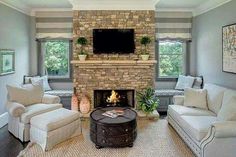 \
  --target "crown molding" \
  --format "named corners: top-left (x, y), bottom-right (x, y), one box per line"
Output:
top-left (156, 7), bottom-right (194, 12)
top-left (31, 8), bottom-right (73, 16)
top-left (193, 0), bottom-right (232, 16)
top-left (0, 0), bottom-right (31, 15)
top-left (68, 0), bottom-right (160, 10)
